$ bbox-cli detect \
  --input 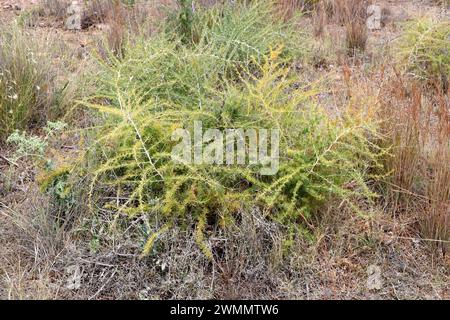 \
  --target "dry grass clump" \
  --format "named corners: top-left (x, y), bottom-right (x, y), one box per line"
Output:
top-left (0, 183), bottom-right (65, 299)
top-left (345, 18), bottom-right (368, 56)
top-left (0, 25), bottom-right (56, 142)
top-left (378, 17), bottom-right (449, 249)
top-left (313, 1), bottom-right (327, 37)
top-left (94, 0), bottom-right (176, 57)
top-left (41, 0), bottom-right (71, 19)
top-left (101, 1), bottom-right (127, 58)
top-left (309, 0), bottom-right (370, 55)
top-left (274, 0), bottom-right (302, 21)
top-left (321, 0), bottom-right (370, 25)
top-left (339, 0), bottom-right (369, 56)
top-left (379, 72), bottom-right (449, 251)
